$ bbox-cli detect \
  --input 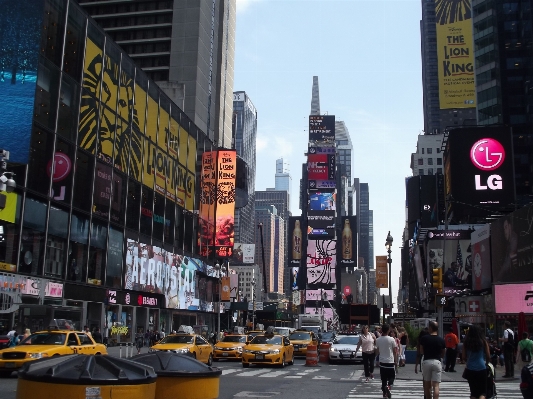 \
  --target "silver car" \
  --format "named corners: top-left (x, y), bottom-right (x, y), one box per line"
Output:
top-left (328, 334), bottom-right (362, 364)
